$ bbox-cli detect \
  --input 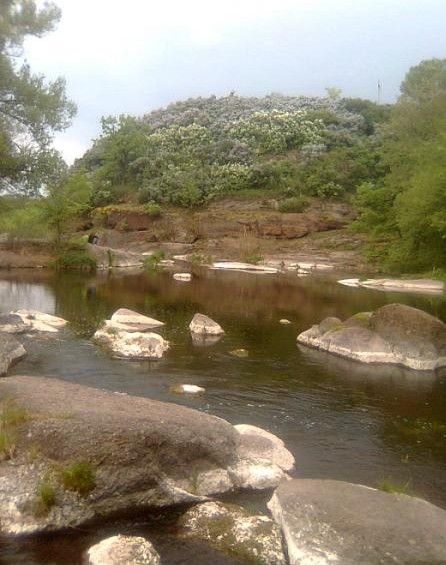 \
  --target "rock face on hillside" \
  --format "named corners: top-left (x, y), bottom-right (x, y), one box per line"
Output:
top-left (0, 333), bottom-right (26, 375)
top-left (178, 501), bottom-right (286, 564)
top-left (0, 377), bottom-right (293, 535)
top-left (87, 244), bottom-right (144, 269)
top-left (297, 303), bottom-right (446, 371)
top-left (268, 479), bottom-right (446, 565)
